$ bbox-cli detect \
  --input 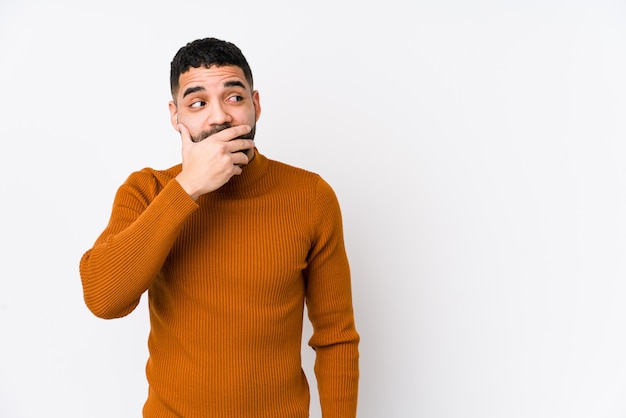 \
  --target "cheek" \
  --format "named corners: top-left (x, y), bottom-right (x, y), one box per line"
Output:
top-left (177, 111), bottom-right (202, 130)
top-left (246, 107), bottom-right (258, 124)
